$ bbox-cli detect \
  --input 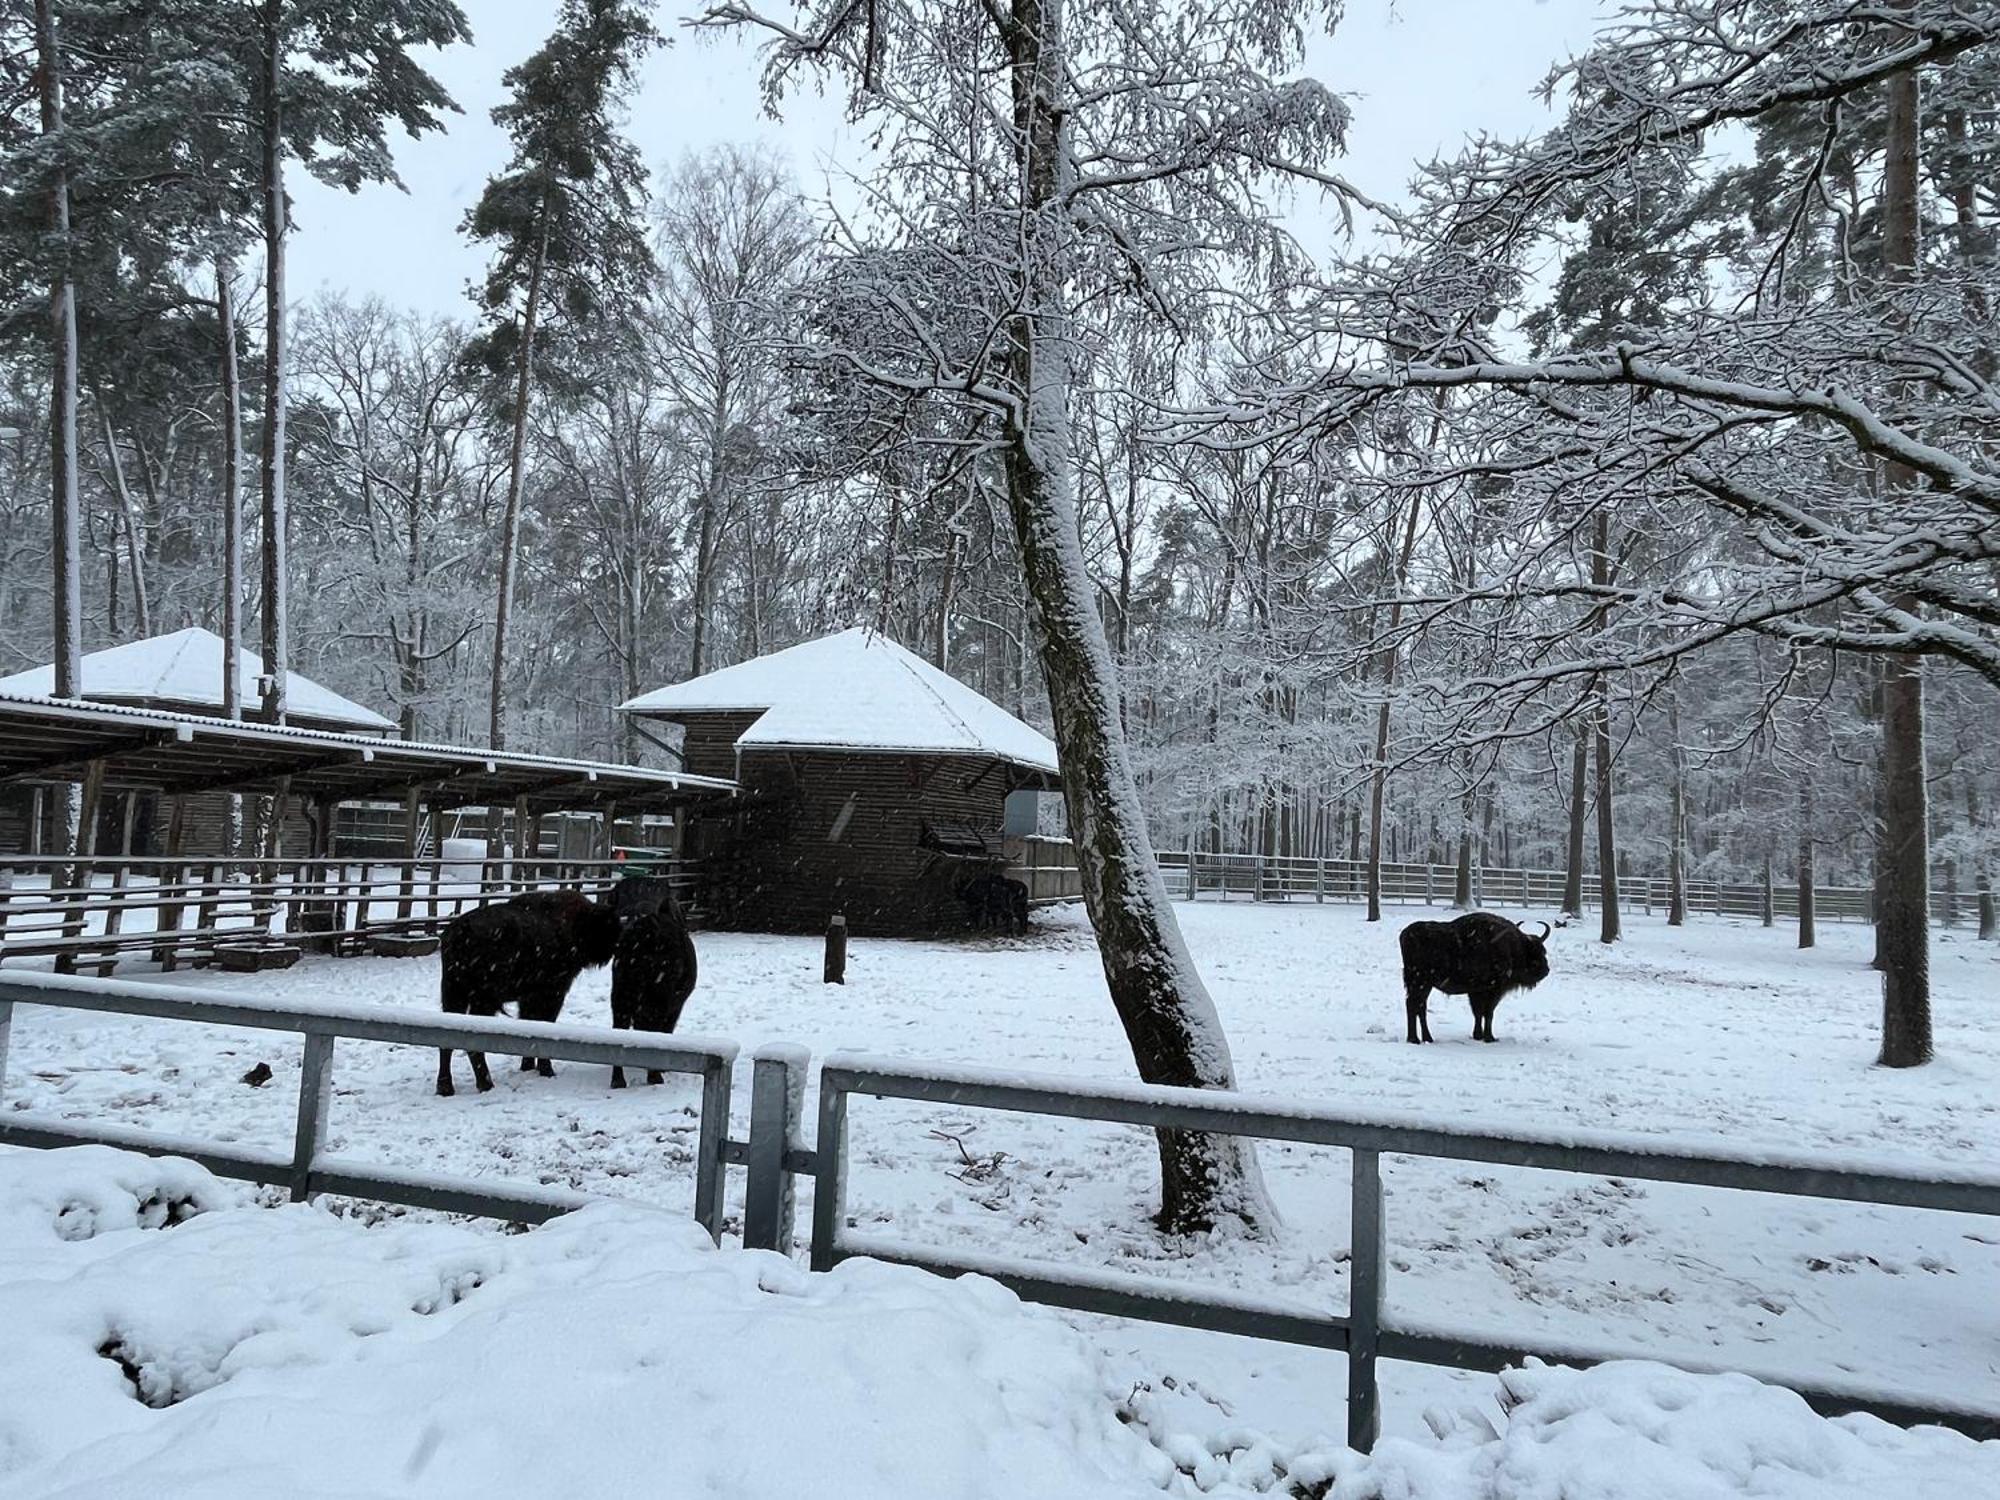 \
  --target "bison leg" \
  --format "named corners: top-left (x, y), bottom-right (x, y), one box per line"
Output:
top-left (436, 1048), bottom-right (456, 1097)
top-left (1469, 991), bottom-right (1500, 1043)
top-left (1404, 981), bottom-right (1434, 1044)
